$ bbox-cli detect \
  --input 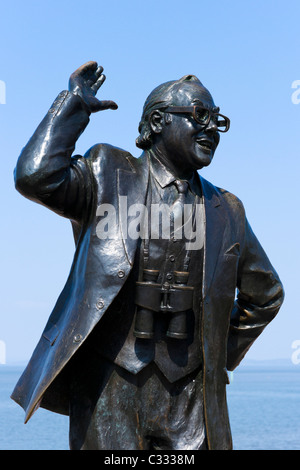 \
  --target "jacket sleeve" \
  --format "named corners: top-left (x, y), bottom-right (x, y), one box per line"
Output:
top-left (14, 90), bottom-right (92, 223)
top-left (226, 217), bottom-right (284, 370)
